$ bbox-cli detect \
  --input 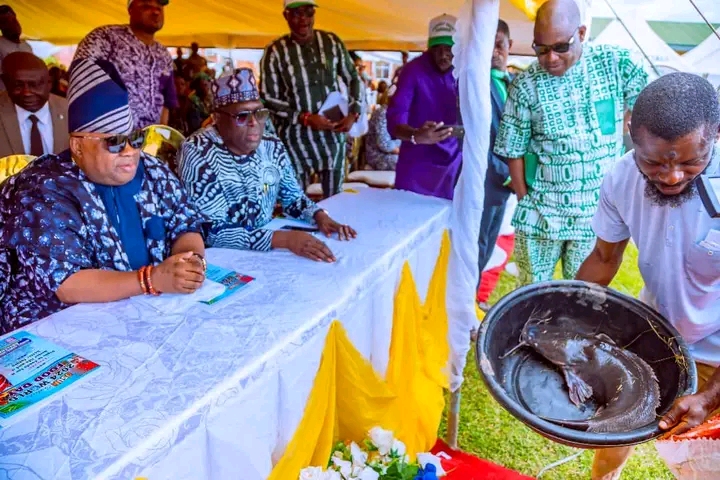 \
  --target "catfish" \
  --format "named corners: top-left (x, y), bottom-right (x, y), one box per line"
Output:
top-left (503, 314), bottom-right (661, 433)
